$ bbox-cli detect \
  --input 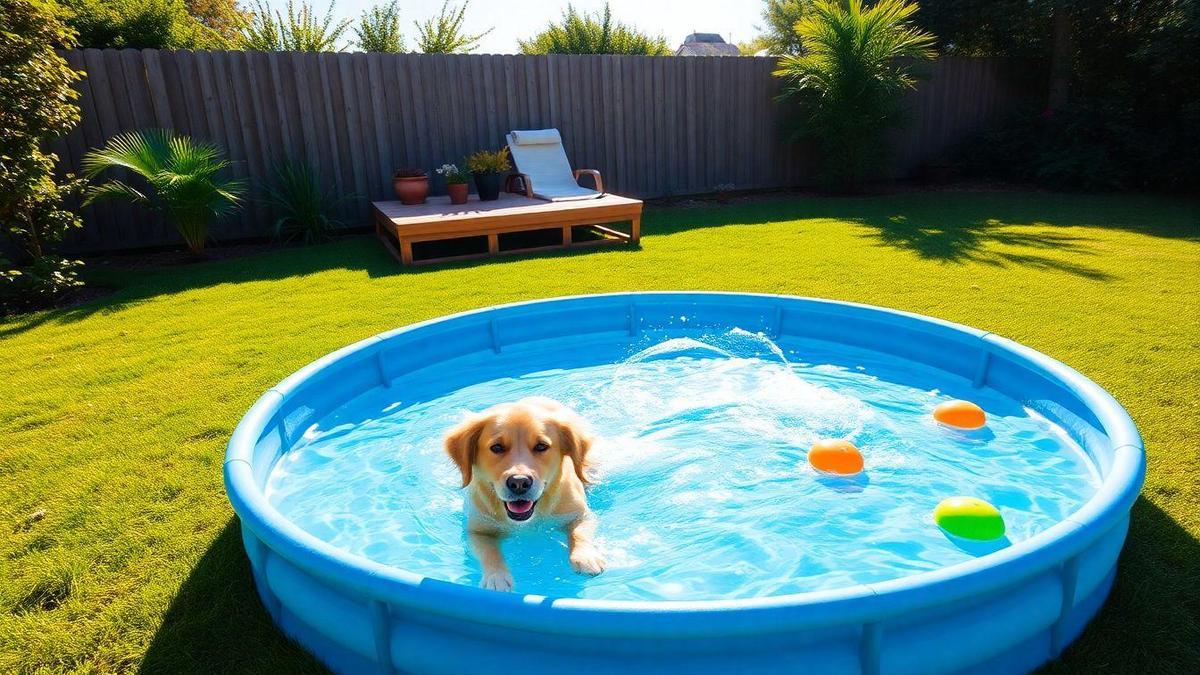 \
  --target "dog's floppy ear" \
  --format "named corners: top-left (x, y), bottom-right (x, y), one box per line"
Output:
top-left (444, 413), bottom-right (488, 487)
top-left (551, 415), bottom-right (593, 485)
